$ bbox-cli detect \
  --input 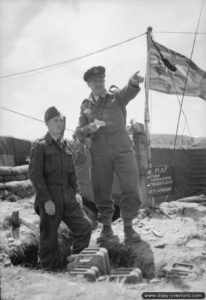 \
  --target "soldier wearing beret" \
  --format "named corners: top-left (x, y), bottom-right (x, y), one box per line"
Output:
top-left (29, 106), bottom-right (92, 270)
top-left (75, 66), bottom-right (144, 243)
